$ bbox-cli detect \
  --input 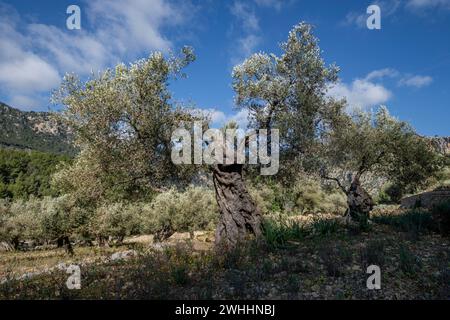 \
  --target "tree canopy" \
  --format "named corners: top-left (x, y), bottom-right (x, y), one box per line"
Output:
top-left (52, 47), bottom-right (203, 202)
